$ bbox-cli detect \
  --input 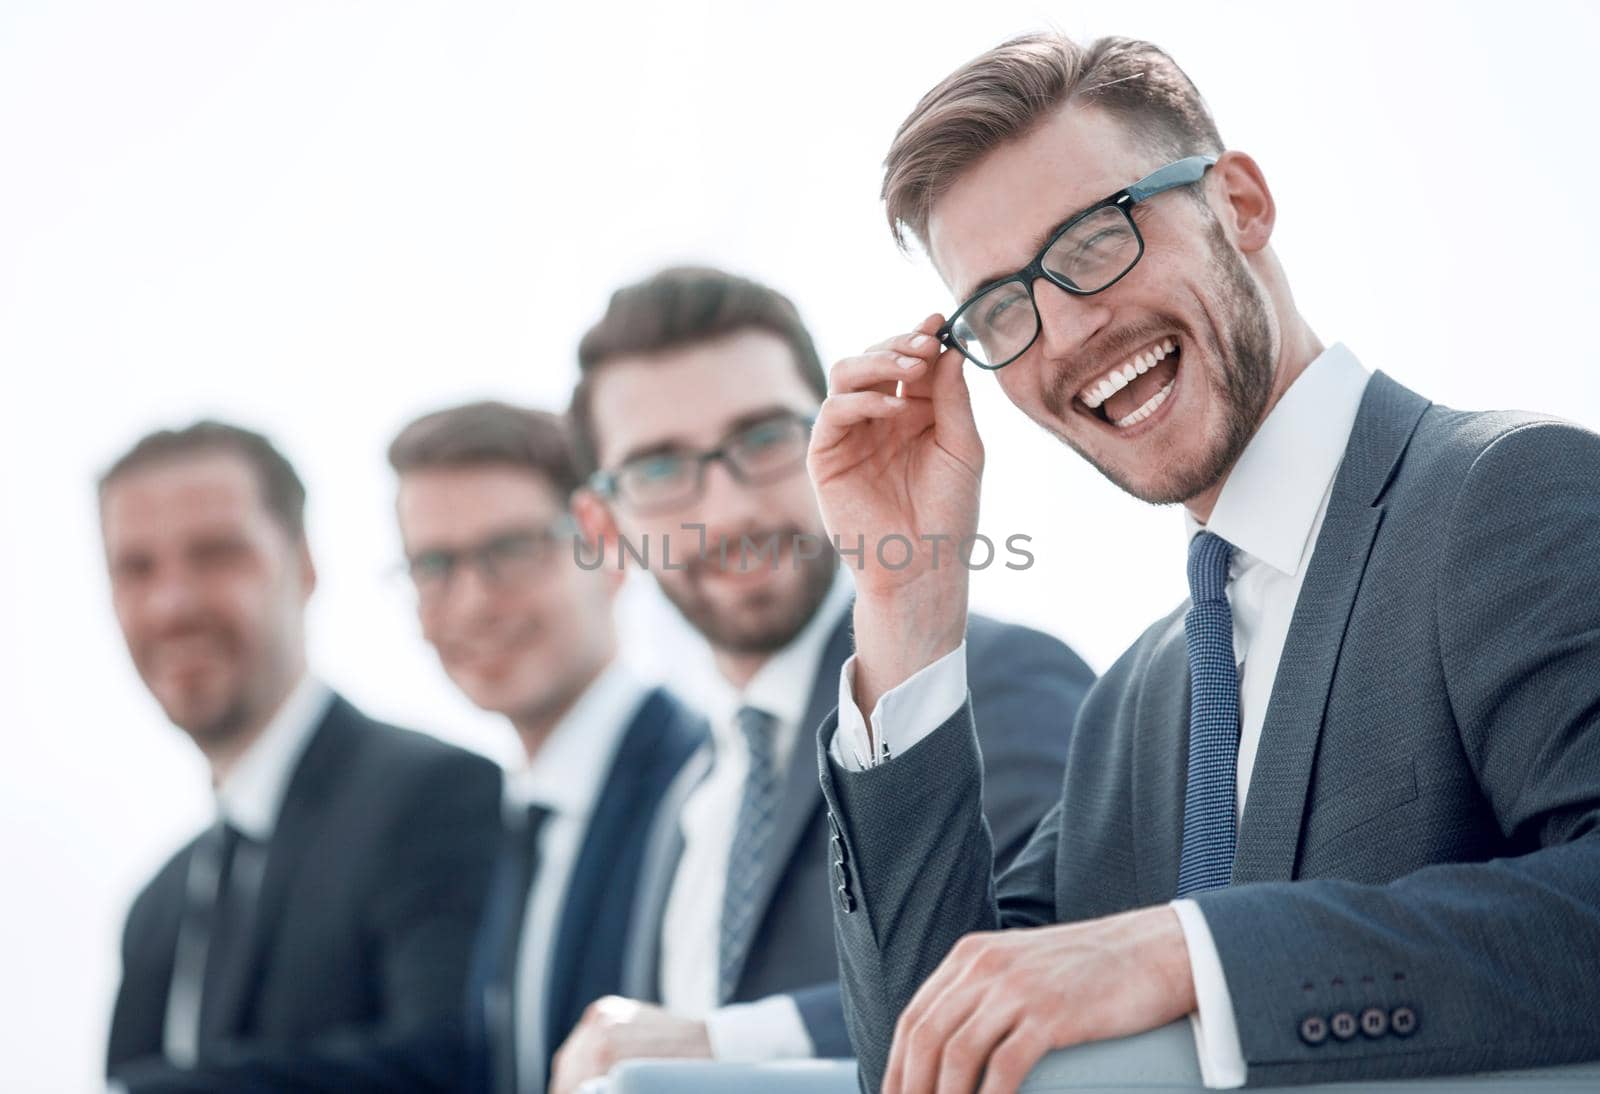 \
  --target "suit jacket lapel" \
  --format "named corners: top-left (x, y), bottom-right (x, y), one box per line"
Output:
top-left (723, 609), bottom-right (854, 996)
top-left (545, 690), bottom-right (670, 1053)
top-left (1131, 614), bottom-right (1194, 905)
top-left (110, 850), bottom-right (190, 1063)
top-left (1232, 372), bottom-right (1429, 883)
top-left (620, 743), bottom-right (710, 1001)
top-left (203, 697), bottom-right (354, 1040)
